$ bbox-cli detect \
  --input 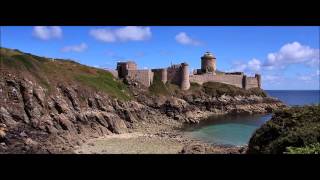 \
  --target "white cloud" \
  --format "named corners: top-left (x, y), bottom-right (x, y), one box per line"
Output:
top-left (247, 58), bottom-right (262, 72)
top-left (62, 43), bottom-right (87, 52)
top-left (175, 32), bottom-right (202, 46)
top-left (228, 58), bottom-right (262, 73)
top-left (265, 41), bottom-right (319, 69)
top-left (33, 26), bottom-right (62, 40)
top-left (89, 26), bottom-right (152, 42)
top-left (115, 26), bottom-right (151, 41)
top-left (89, 29), bottom-right (117, 42)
